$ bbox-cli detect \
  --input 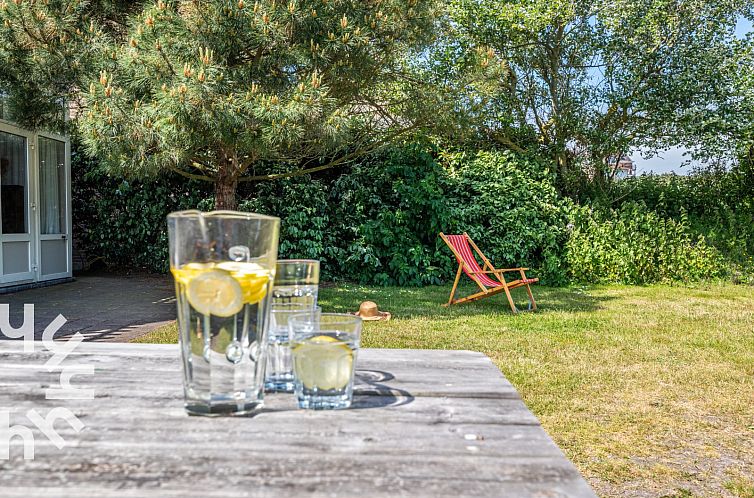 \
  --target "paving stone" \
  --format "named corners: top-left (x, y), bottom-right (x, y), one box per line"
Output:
top-left (0, 274), bottom-right (175, 342)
